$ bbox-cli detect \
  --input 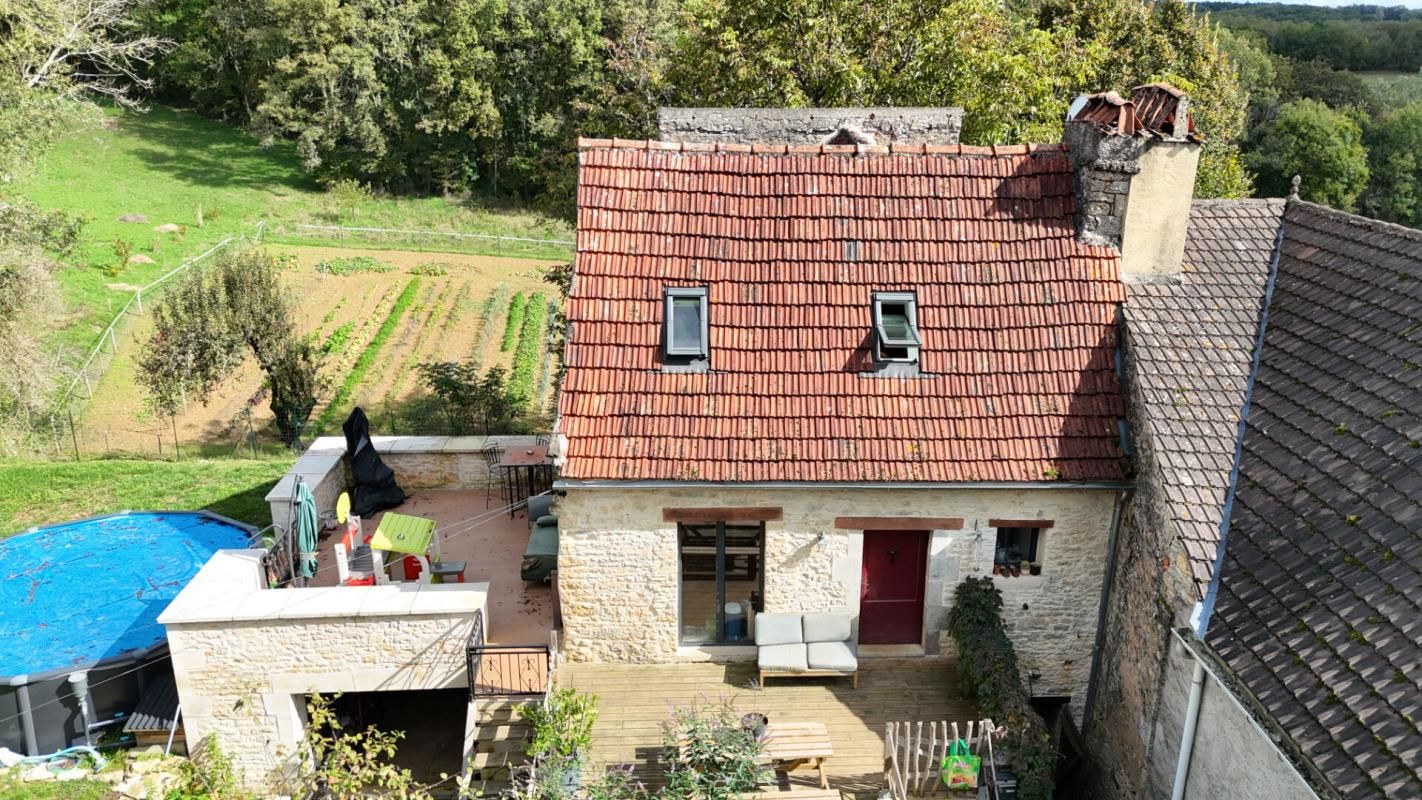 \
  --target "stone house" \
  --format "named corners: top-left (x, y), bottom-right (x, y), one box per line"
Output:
top-left (547, 89), bottom-right (1205, 720)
